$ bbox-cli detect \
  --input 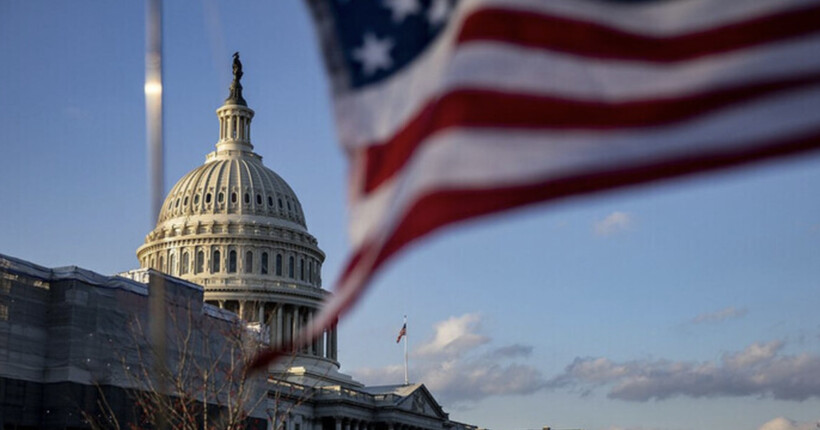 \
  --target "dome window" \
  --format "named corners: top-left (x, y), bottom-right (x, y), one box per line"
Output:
top-left (245, 251), bottom-right (253, 273)
top-left (183, 196), bottom-right (189, 206)
top-left (175, 198), bottom-right (180, 208)
top-left (218, 192), bottom-right (224, 203)
top-left (261, 252), bottom-right (269, 275)
top-left (228, 251), bottom-right (237, 273)
top-left (181, 252), bottom-right (190, 275)
top-left (205, 193), bottom-right (212, 204)
top-left (231, 192), bottom-right (237, 204)
top-left (244, 193), bottom-right (250, 204)
top-left (300, 258), bottom-right (305, 281)
top-left (196, 250), bottom-right (204, 274)
top-left (194, 195), bottom-right (200, 205)
top-left (268, 196), bottom-right (273, 207)
top-left (287, 201), bottom-right (291, 210)
top-left (278, 198), bottom-right (283, 209)
top-left (212, 250), bottom-right (221, 273)
top-left (275, 254), bottom-right (282, 276)
top-left (288, 256), bottom-right (294, 278)
top-left (256, 194), bottom-right (262, 205)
